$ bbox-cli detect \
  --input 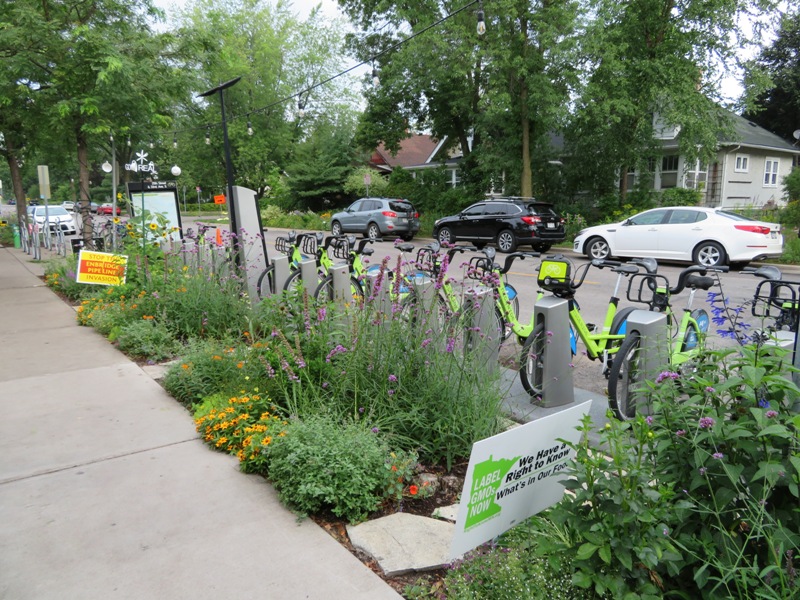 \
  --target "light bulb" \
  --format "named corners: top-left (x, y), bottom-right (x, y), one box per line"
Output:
top-left (205, 127), bottom-right (211, 145)
top-left (173, 134), bottom-right (178, 149)
top-left (477, 10), bottom-right (486, 35)
top-left (247, 121), bottom-right (253, 135)
top-left (372, 68), bottom-right (380, 87)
